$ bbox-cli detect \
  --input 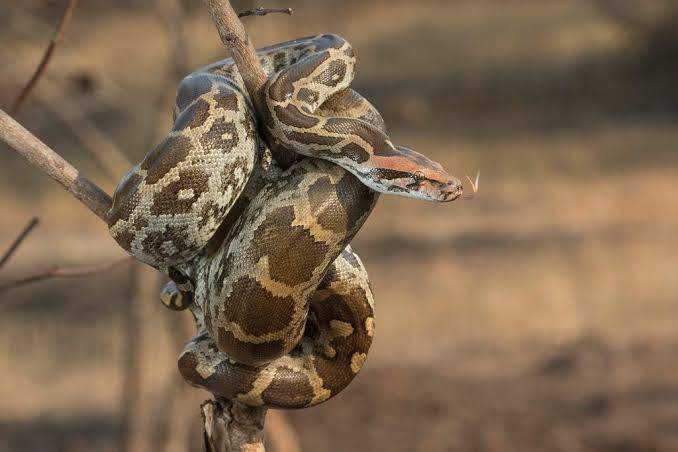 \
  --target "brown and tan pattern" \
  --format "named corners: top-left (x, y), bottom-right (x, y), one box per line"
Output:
top-left (108, 34), bottom-right (464, 409)
top-left (264, 35), bottom-right (464, 202)
top-left (108, 72), bottom-right (258, 268)
top-left (181, 245), bottom-right (375, 409)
